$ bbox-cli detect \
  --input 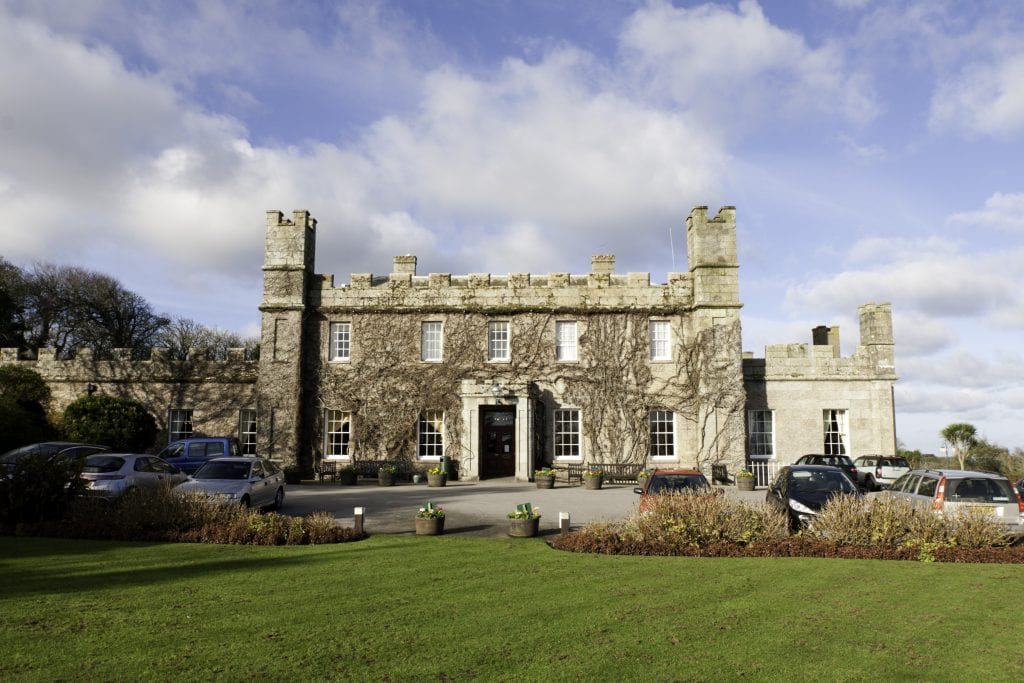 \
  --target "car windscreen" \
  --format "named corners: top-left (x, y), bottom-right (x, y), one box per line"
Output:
top-left (193, 461), bottom-right (253, 480)
top-left (880, 458), bottom-right (908, 468)
top-left (946, 478), bottom-right (1014, 503)
top-left (789, 470), bottom-right (857, 493)
top-left (82, 456), bottom-right (126, 473)
top-left (647, 475), bottom-right (708, 494)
